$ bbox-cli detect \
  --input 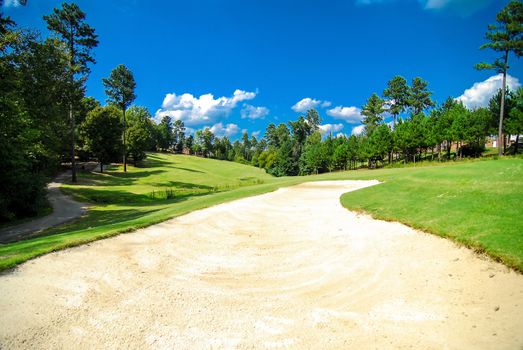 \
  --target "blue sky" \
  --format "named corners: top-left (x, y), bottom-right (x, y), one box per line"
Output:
top-left (3, 0), bottom-right (522, 138)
